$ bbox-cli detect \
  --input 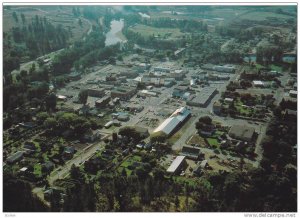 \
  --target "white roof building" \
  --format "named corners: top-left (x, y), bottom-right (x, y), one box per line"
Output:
top-left (153, 107), bottom-right (191, 135)
top-left (253, 80), bottom-right (264, 86)
top-left (167, 156), bottom-right (186, 173)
